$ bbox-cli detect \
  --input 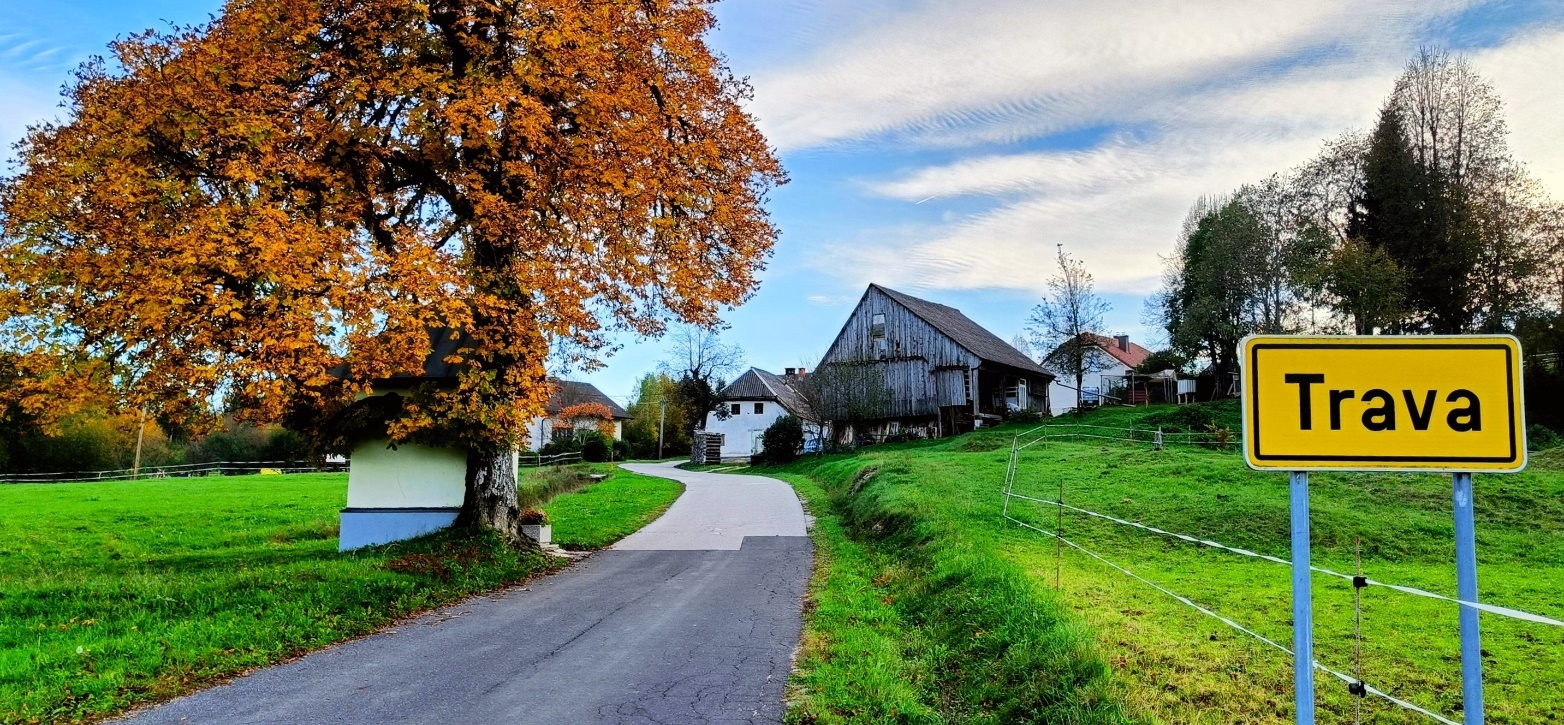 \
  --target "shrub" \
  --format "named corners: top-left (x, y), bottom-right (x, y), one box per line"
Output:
top-left (612, 439), bottom-right (633, 461)
top-left (519, 508), bottom-right (550, 525)
top-left (1528, 424), bottom-right (1561, 451)
top-left (759, 415), bottom-right (805, 465)
top-left (1008, 408), bottom-right (1045, 425)
top-left (538, 435), bottom-right (582, 457)
top-left (580, 433), bottom-right (610, 463)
